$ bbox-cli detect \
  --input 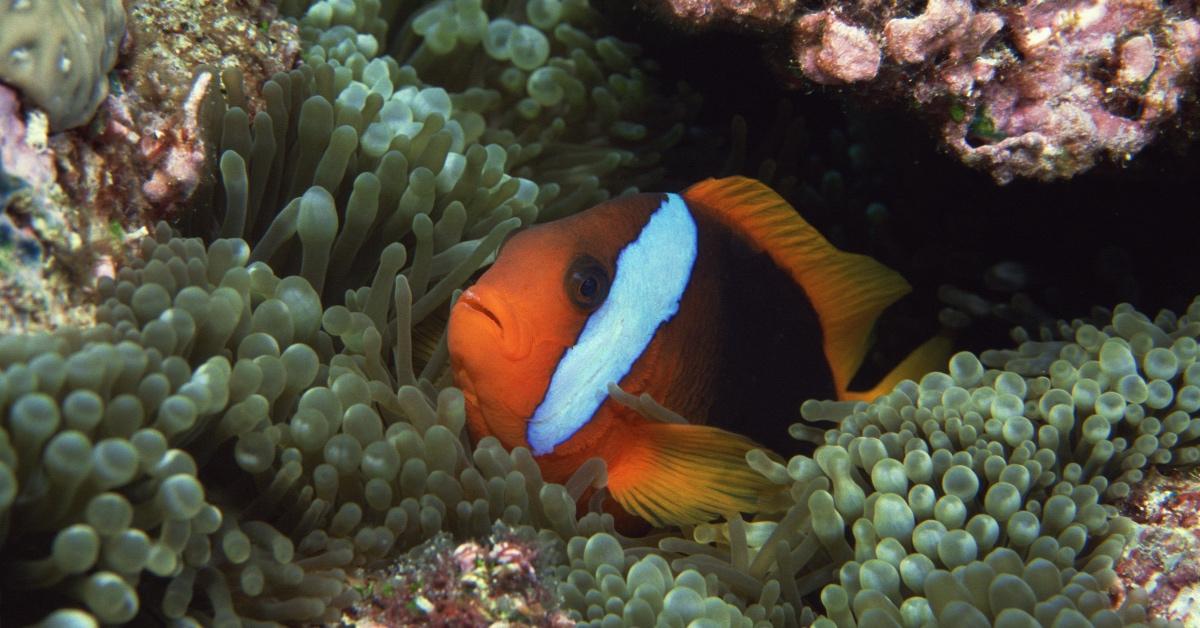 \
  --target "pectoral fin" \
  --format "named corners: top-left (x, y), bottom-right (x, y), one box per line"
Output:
top-left (606, 421), bottom-right (784, 527)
